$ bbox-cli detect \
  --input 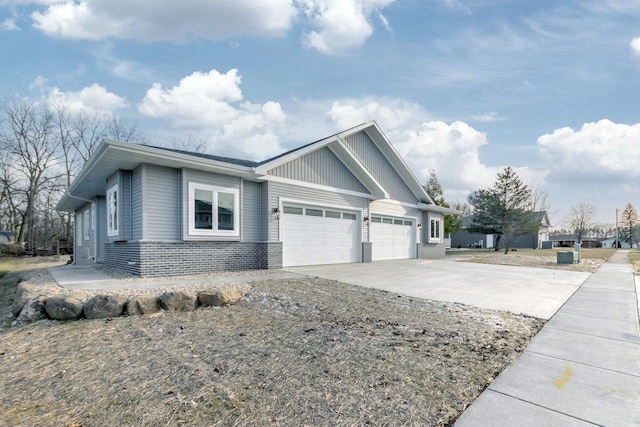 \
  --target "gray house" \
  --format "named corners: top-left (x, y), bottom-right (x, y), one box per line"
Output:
top-left (451, 211), bottom-right (551, 250)
top-left (56, 122), bottom-right (459, 277)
